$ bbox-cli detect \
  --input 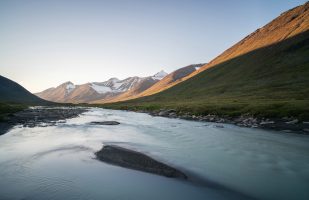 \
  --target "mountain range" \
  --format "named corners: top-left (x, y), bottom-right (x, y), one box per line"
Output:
top-left (36, 64), bottom-right (205, 103)
top-left (35, 71), bottom-right (167, 103)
